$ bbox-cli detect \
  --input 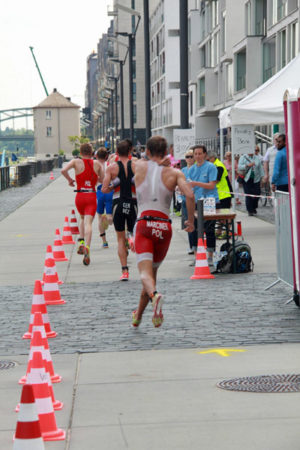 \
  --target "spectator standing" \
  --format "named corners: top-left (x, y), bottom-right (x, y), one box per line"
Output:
top-left (224, 151), bottom-right (241, 204)
top-left (271, 134), bottom-right (289, 192)
top-left (188, 145), bottom-right (219, 269)
top-left (263, 133), bottom-right (279, 184)
top-left (207, 151), bottom-right (232, 208)
top-left (181, 149), bottom-right (195, 254)
top-left (238, 150), bottom-right (264, 216)
top-left (255, 145), bottom-right (264, 162)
